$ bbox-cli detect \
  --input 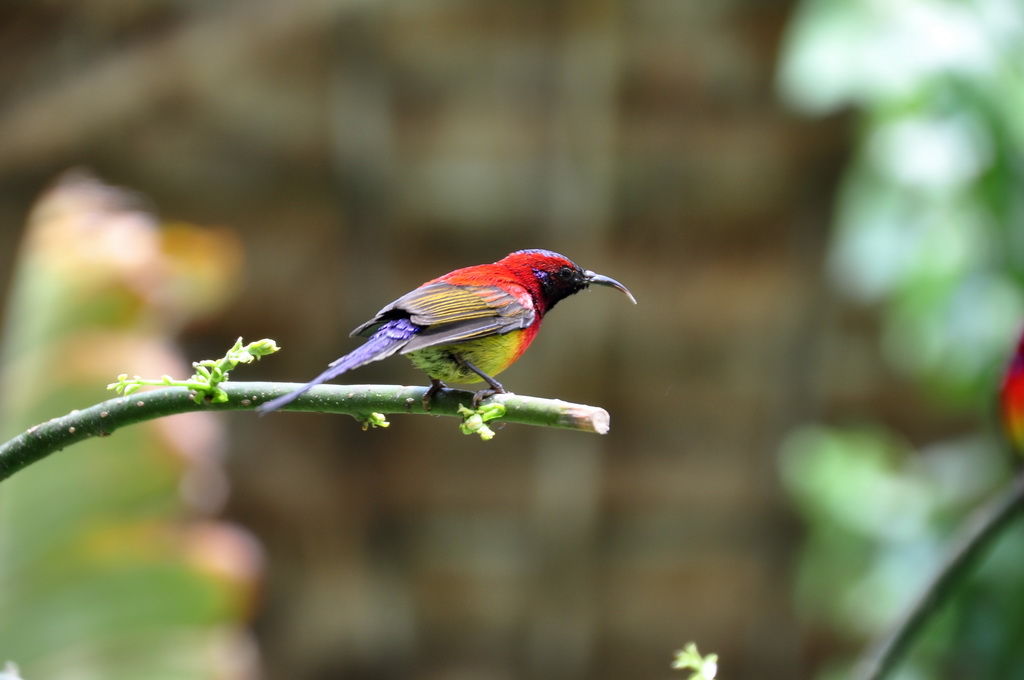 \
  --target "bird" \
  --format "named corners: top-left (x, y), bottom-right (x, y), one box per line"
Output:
top-left (1000, 329), bottom-right (1024, 454)
top-left (256, 249), bottom-right (636, 414)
